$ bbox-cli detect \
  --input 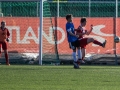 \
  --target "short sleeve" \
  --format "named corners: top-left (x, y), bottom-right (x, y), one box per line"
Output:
top-left (66, 23), bottom-right (71, 32)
